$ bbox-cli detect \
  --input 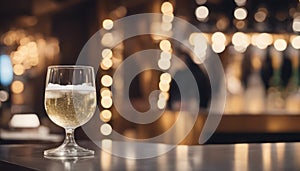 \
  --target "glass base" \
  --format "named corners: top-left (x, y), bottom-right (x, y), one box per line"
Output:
top-left (44, 144), bottom-right (94, 159)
